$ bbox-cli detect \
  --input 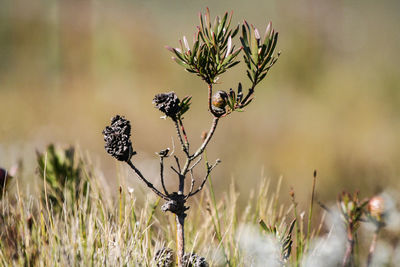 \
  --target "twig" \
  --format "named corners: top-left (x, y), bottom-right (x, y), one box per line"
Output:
top-left (169, 137), bottom-right (176, 156)
top-left (306, 170), bottom-right (317, 249)
top-left (170, 166), bottom-right (181, 176)
top-left (188, 156), bottom-right (202, 171)
top-left (159, 156), bottom-right (169, 196)
top-left (126, 160), bottom-right (169, 200)
top-left (185, 170), bottom-right (196, 200)
top-left (342, 224), bottom-right (355, 267)
top-left (174, 119), bottom-right (189, 156)
top-left (189, 159), bottom-right (220, 197)
top-left (367, 227), bottom-right (381, 267)
top-left (178, 118), bottom-right (189, 151)
top-left (174, 156), bottom-right (181, 172)
top-left (179, 117), bottom-right (219, 178)
top-left (191, 117), bottom-right (219, 160)
top-left (207, 83), bottom-right (221, 117)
